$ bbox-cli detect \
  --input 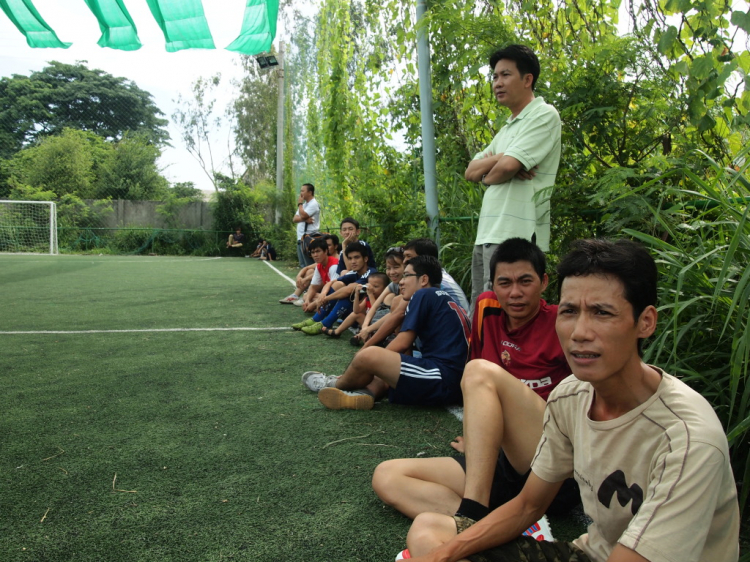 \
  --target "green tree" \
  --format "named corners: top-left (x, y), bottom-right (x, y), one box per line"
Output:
top-left (233, 56), bottom-right (279, 186)
top-left (7, 128), bottom-right (168, 201)
top-left (9, 128), bottom-right (109, 198)
top-left (0, 61), bottom-right (169, 157)
top-left (96, 133), bottom-right (169, 200)
top-left (173, 74), bottom-right (238, 192)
